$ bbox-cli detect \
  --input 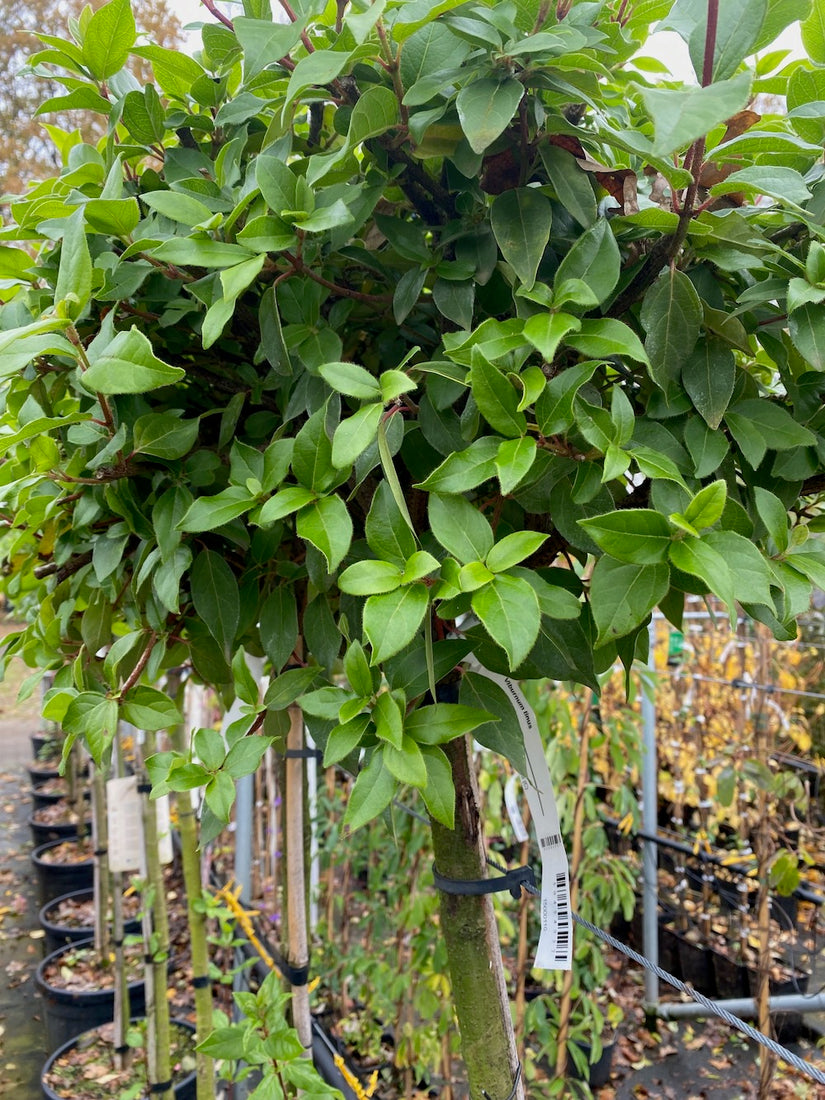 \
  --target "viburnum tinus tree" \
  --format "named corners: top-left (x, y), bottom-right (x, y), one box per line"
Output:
top-left (3, 0), bottom-right (825, 1096)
